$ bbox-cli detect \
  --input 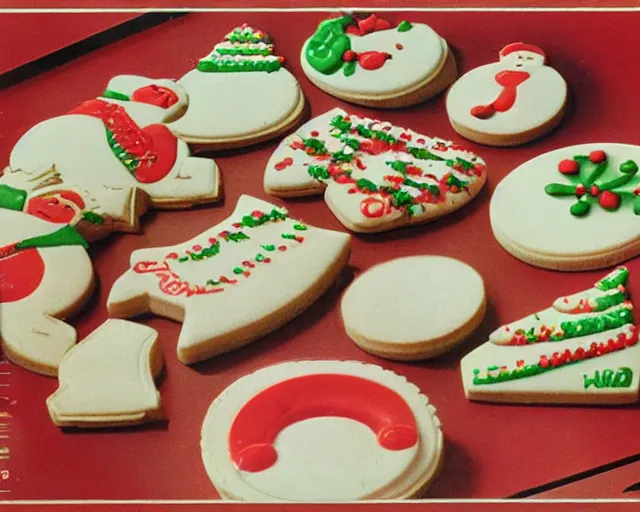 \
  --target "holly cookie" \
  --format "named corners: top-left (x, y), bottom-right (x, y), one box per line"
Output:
top-left (446, 43), bottom-right (567, 146)
top-left (47, 319), bottom-right (164, 428)
top-left (4, 81), bottom-right (220, 243)
top-left (167, 24), bottom-right (305, 149)
top-left (341, 256), bottom-right (486, 360)
top-left (201, 360), bottom-right (443, 501)
top-left (301, 15), bottom-right (456, 108)
top-left (264, 108), bottom-right (487, 233)
top-left (461, 267), bottom-right (639, 404)
top-left (107, 195), bottom-right (351, 365)
top-left (490, 144), bottom-right (640, 271)
top-left (0, 209), bottom-right (94, 376)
